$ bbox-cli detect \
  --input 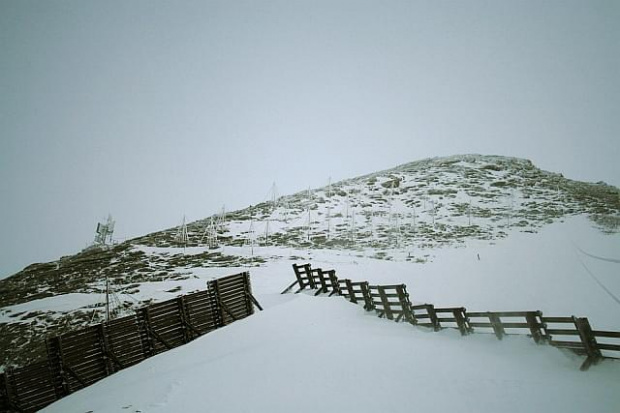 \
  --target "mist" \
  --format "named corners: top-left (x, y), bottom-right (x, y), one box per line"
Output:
top-left (1, 0), bottom-right (618, 277)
